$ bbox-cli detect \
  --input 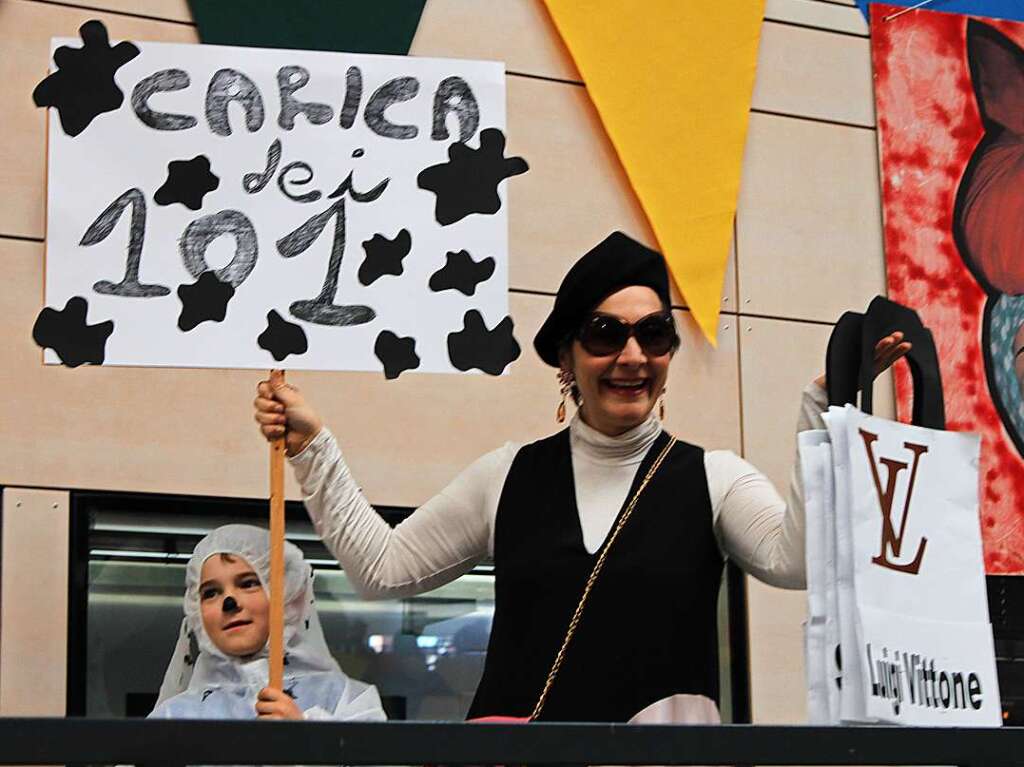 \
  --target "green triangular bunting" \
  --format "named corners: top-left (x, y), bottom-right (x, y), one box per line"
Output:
top-left (188, 0), bottom-right (427, 55)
